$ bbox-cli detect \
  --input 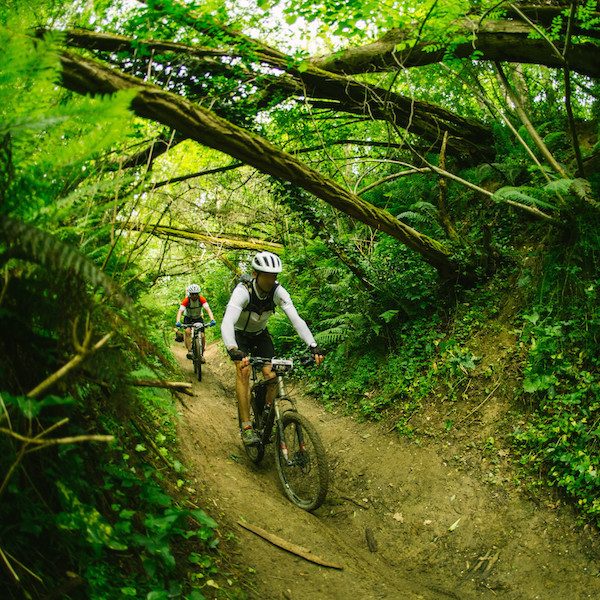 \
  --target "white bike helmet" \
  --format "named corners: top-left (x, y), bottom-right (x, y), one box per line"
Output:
top-left (251, 252), bottom-right (282, 273)
top-left (187, 283), bottom-right (201, 295)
